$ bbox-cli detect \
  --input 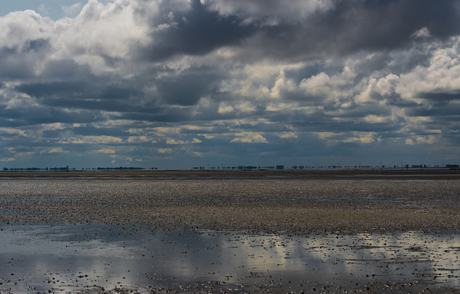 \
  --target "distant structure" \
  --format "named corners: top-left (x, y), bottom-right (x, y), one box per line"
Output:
top-left (446, 164), bottom-right (459, 170)
top-left (2, 162), bottom-right (459, 172)
top-left (97, 167), bottom-right (144, 170)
